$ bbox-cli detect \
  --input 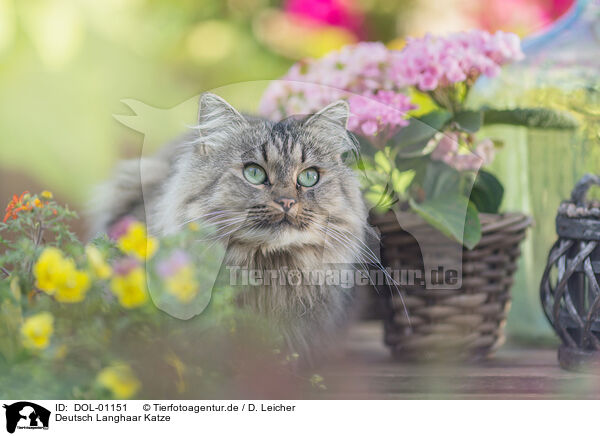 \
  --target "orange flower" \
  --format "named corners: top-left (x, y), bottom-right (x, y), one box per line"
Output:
top-left (3, 191), bottom-right (32, 223)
